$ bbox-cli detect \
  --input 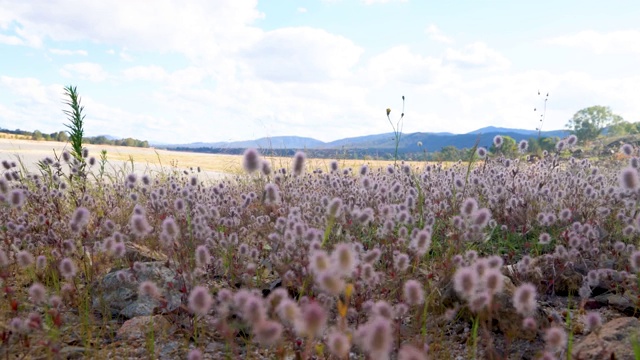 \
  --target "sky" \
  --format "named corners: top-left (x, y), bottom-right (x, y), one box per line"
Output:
top-left (0, 0), bottom-right (639, 144)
